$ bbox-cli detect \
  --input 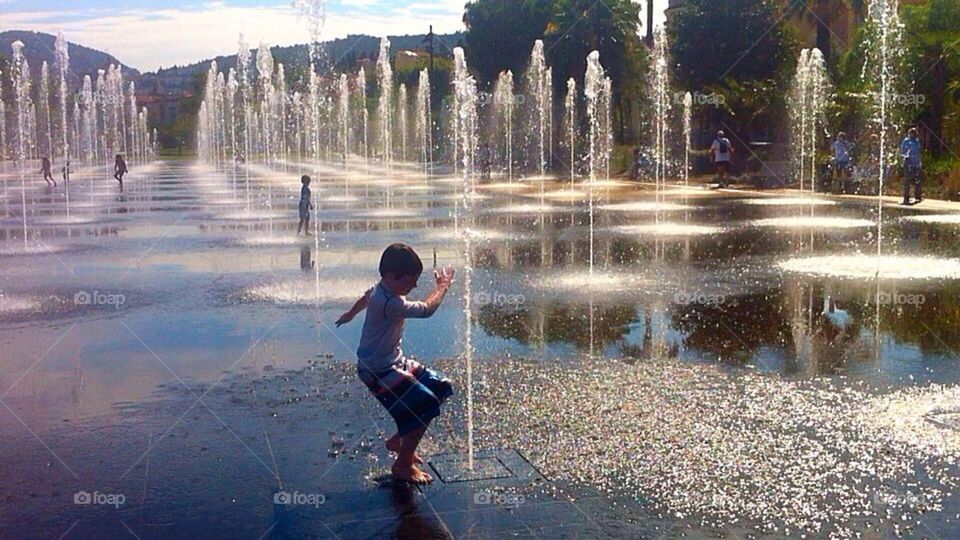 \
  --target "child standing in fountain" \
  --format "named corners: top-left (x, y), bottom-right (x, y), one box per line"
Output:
top-left (114, 154), bottom-right (128, 189)
top-left (336, 244), bottom-right (455, 484)
top-left (40, 157), bottom-right (57, 187)
top-left (297, 175), bottom-right (314, 235)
